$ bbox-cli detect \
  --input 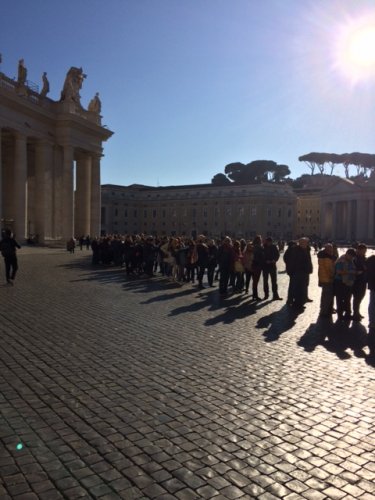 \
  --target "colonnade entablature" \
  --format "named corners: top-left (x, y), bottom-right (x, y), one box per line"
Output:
top-left (0, 58), bottom-right (113, 244)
